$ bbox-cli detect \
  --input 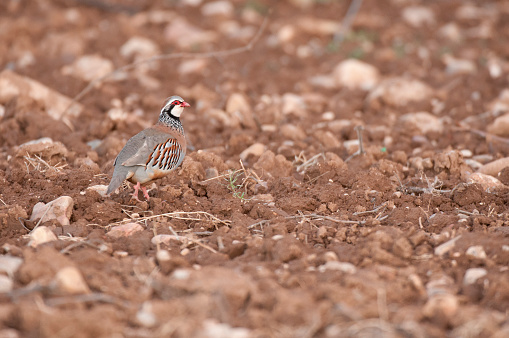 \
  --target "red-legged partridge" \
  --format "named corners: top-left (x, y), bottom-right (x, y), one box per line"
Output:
top-left (106, 95), bottom-right (190, 201)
